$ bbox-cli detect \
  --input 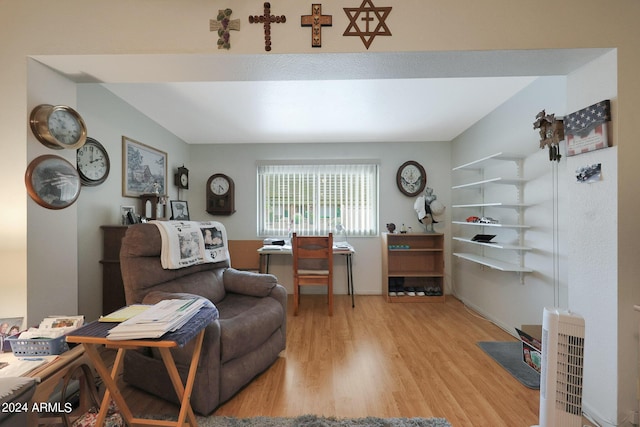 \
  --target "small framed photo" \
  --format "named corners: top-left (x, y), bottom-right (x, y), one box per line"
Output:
top-left (120, 205), bottom-right (136, 225)
top-left (1, 317), bottom-right (24, 352)
top-left (170, 200), bottom-right (190, 220)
